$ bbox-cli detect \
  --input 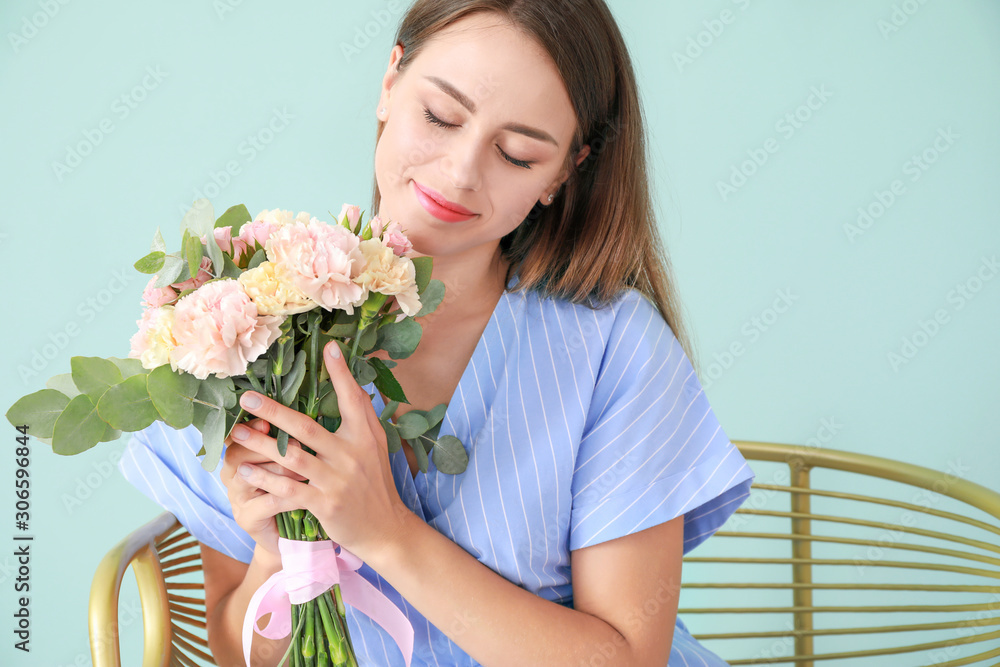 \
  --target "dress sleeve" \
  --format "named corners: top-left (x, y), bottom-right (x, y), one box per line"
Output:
top-left (569, 291), bottom-right (755, 553)
top-left (117, 421), bottom-right (256, 564)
